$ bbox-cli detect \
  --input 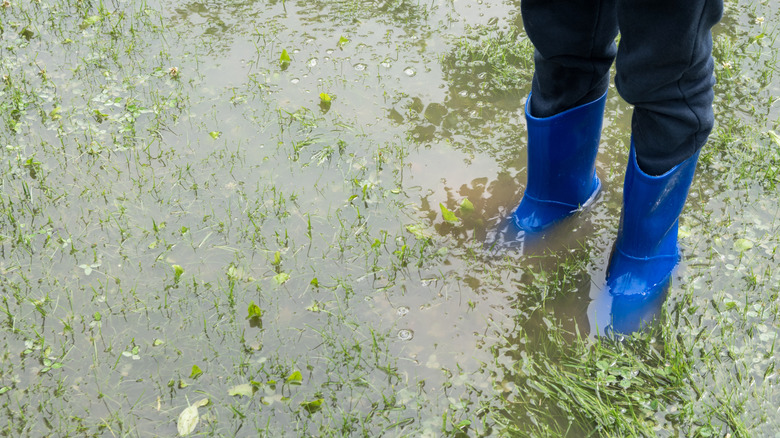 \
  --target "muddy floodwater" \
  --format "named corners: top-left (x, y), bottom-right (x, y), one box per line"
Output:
top-left (1, 0), bottom-right (779, 436)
